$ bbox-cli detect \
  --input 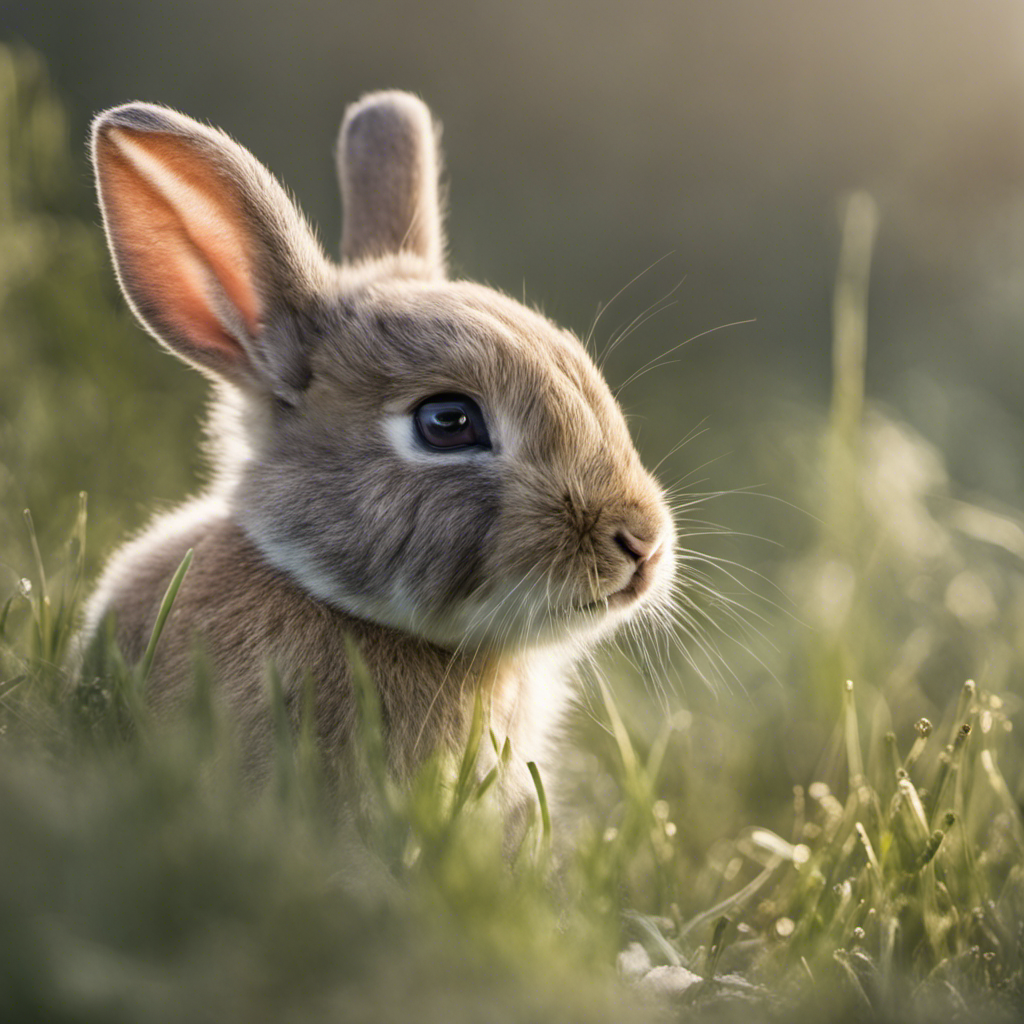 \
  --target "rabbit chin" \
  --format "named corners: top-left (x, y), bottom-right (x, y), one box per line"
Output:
top-left (347, 584), bottom-right (655, 655)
